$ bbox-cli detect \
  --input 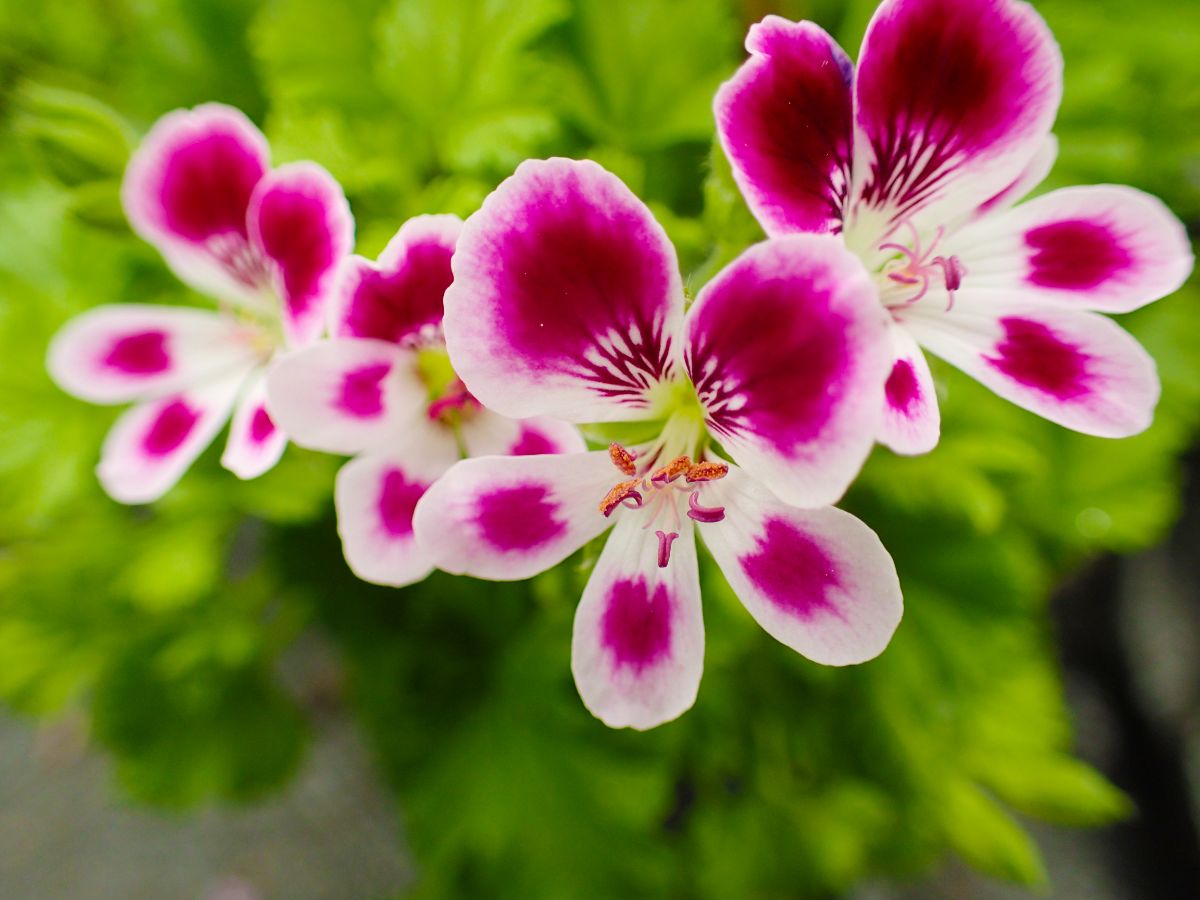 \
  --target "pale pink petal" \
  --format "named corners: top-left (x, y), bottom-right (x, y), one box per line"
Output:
top-left (948, 185), bottom-right (1194, 313)
top-left (247, 162), bottom-right (355, 346)
top-left (877, 323), bottom-right (940, 455)
top-left (849, 0), bottom-right (1062, 237)
top-left (444, 158), bottom-right (684, 423)
top-left (96, 372), bottom-right (245, 504)
top-left (701, 466), bottom-right (902, 665)
top-left (572, 514), bottom-right (703, 730)
top-left (335, 423), bottom-right (461, 587)
top-left (121, 104), bottom-right (272, 307)
top-left (714, 16), bottom-right (854, 235)
top-left (47, 304), bottom-right (259, 404)
top-left (265, 339), bottom-right (427, 455)
top-left (332, 215), bottom-right (462, 342)
top-left (902, 299), bottom-right (1159, 437)
top-left (220, 366), bottom-right (287, 480)
top-left (412, 451), bottom-right (616, 581)
top-left (685, 236), bottom-right (890, 508)
top-left (459, 410), bottom-right (586, 458)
